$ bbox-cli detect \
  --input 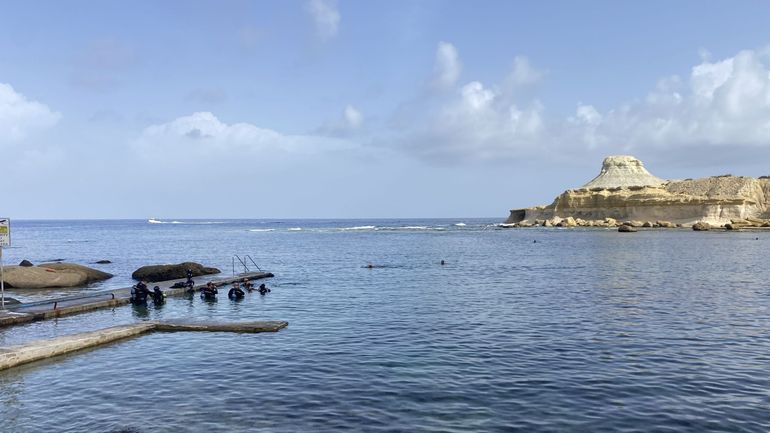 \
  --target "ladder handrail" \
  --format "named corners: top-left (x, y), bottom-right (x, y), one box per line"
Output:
top-left (233, 255), bottom-right (249, 275)
top-left (232, 255), bottom-right (264, 275)
top-left (244, 255), bottom-right (263, 272)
